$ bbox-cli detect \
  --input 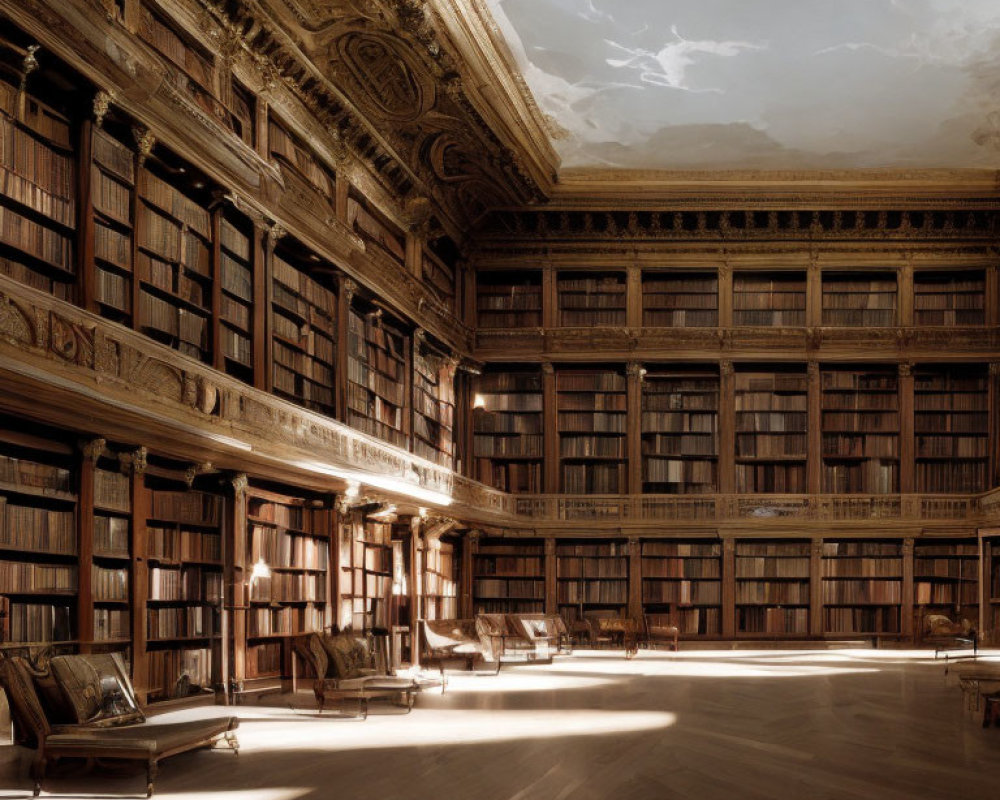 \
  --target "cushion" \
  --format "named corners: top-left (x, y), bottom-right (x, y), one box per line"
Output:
top-left (46, 716), bottom-right (238, 759)
top-left (33, 669), bottom-right (76, 725)
top-left (50, 653), bottom-right (144, 727)
top-left (0, 657), bottom-right (52, 747)
top-left (319, 634), bottom-right (351, 680)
